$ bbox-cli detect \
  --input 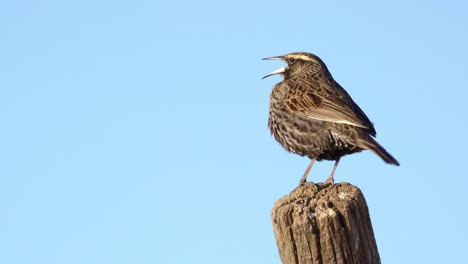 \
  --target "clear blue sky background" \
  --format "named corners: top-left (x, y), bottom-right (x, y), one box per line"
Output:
top-left (2, 1), bottom-right (467, 263)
